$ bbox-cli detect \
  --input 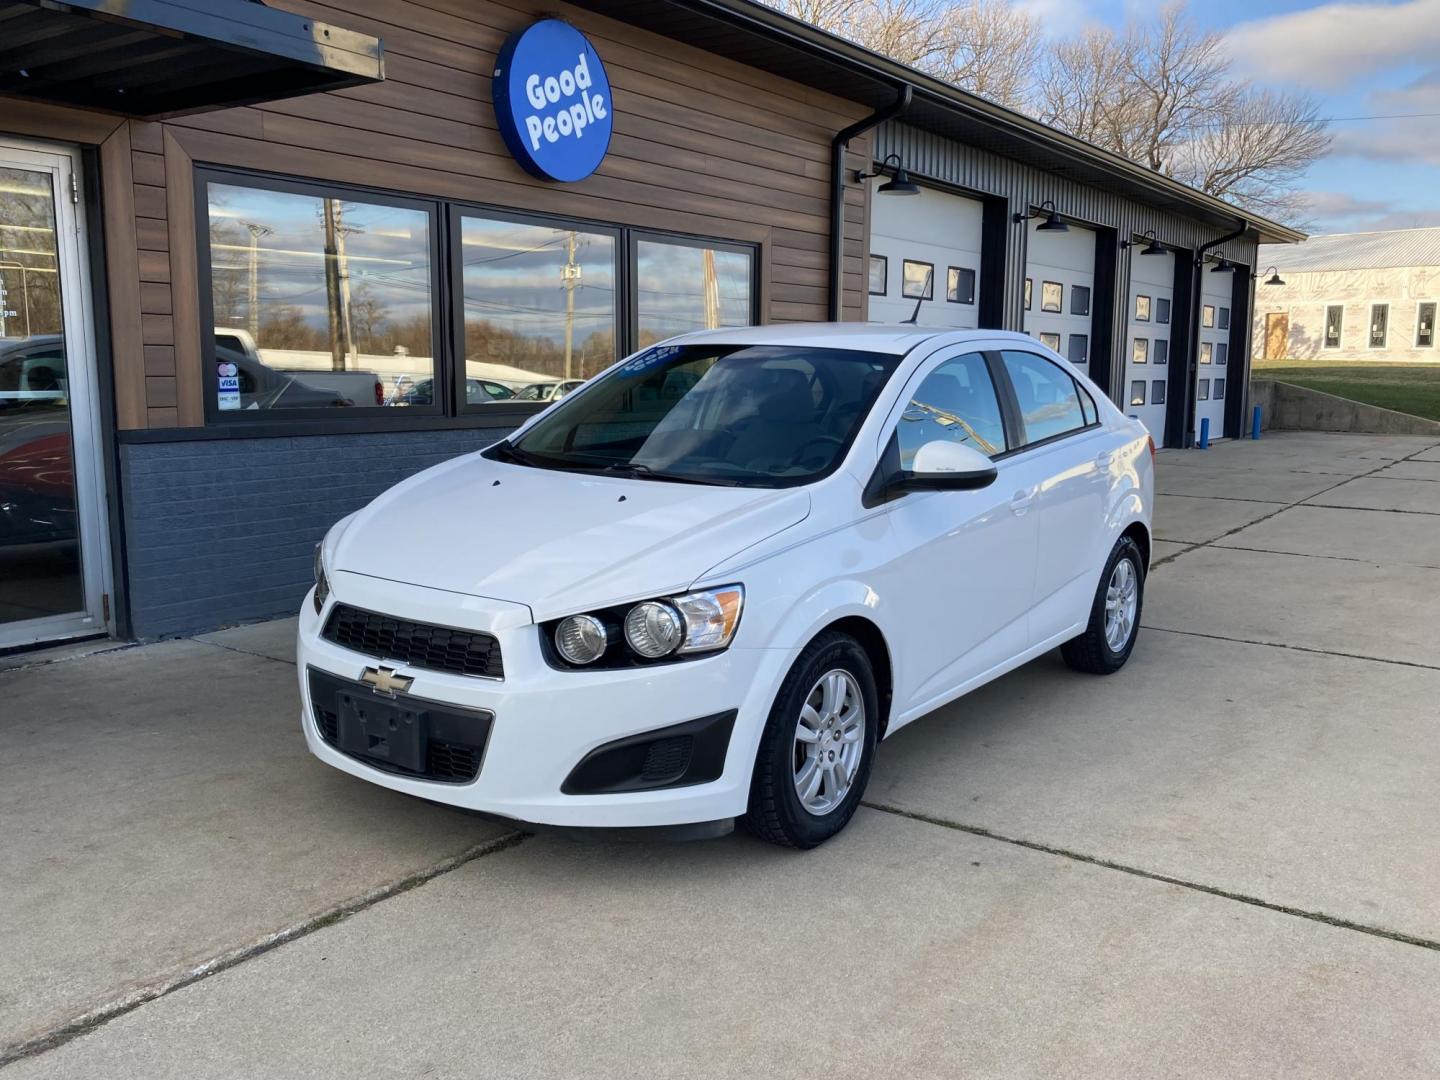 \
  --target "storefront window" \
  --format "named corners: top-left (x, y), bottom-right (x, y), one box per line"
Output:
top-left (206, 181), bottom-right (433, 412)
top-left (459, 214), bottom-right (617, 405)
top-left (635, 237), bottom-right (754, 345)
